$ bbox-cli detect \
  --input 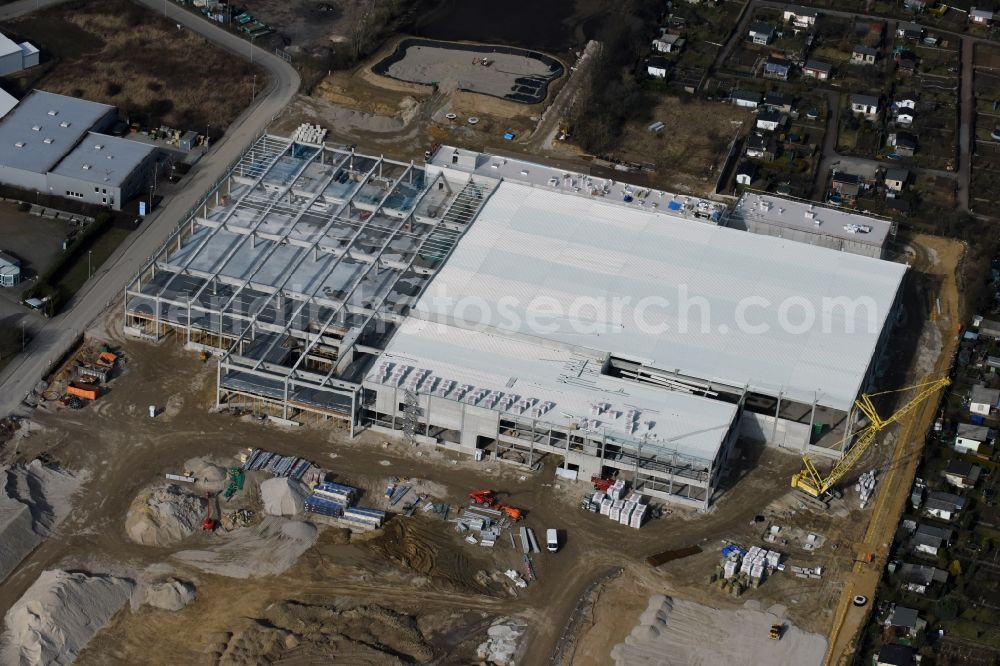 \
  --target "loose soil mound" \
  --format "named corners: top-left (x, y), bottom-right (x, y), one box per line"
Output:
top-left (216, 600), bottom-right (434, 665)
top-left (366, 519), bottom-right (501, 596)
top-left (0, 570), bottom-right (134, 666)
top-left (125, 484), bottom-right (205, 547)
top-left (143, 578), bottom-right (197, 611)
